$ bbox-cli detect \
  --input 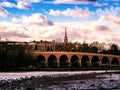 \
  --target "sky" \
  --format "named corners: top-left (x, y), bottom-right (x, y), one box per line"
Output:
top-left (0, 0), bottom-right (120, 45)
